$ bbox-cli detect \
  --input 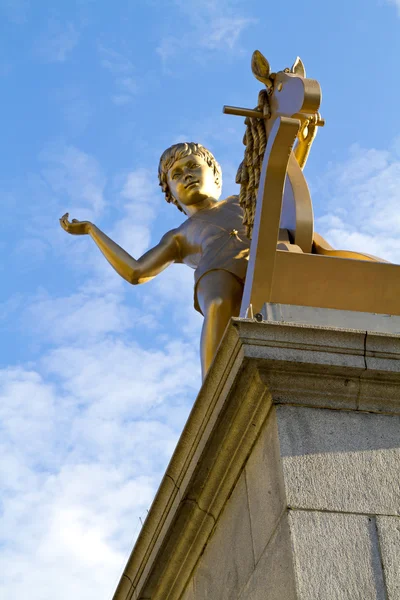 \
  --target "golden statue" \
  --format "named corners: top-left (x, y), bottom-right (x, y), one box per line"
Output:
top-left (60, 142), bottom-right (251, 379)
top-left (61, 51), bottom-right (400, 380)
